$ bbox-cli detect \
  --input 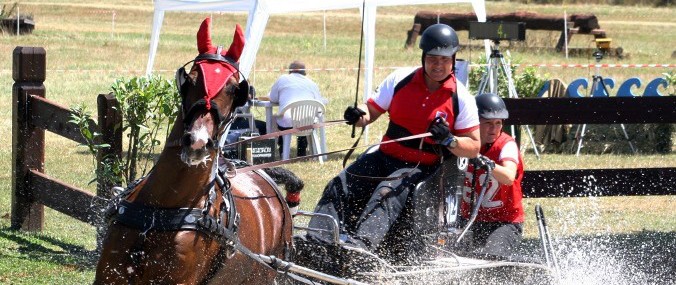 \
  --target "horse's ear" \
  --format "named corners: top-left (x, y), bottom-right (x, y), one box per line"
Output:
top-left (197, 17), bottom-right (213, 54)
top-left (224, 24), bottom-right (245, 62)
